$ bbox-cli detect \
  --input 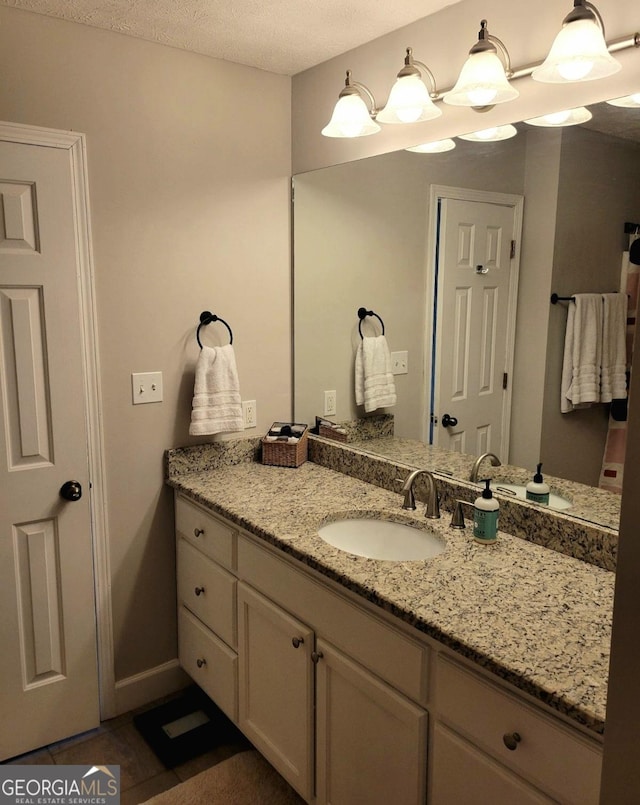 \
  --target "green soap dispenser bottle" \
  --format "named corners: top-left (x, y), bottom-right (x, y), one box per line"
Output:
top-left (473, 479), bottom-right (499, 545)
top-left (526, 463), bottom-right (550, 505)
